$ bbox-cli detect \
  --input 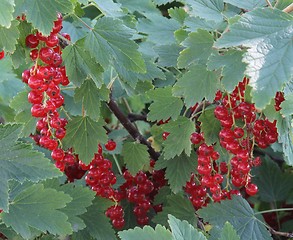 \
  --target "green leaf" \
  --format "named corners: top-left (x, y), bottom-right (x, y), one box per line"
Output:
top-left (198, 107), bottom-right (221, 145)
top-left (10, 90), bottom-right (38, 137)
top-left (168, 7), bottom-right (188, 24)
top-left (2, 184), bottom-right (72, 239)
top-left (84, 17), bottom-right (145, 73)
top-left (147, 87), bottom-right (183, 122)
top-left (0, 57), bottom-right (24, 103)
top-left (154, 44), bottom-right (183, 67)
top-left (0, 124), bottom-right (62, 212)
top-left (215, 8), bottom-right (293, 109)
top-left (253, 156), bottom-right (293, 202)
top-left (168, 215), bottom-right (207, 240)
top-left (122, 142), bottom-right (150, 175)
top-left (118, 0), bottom-right (159, 15)
top-left (62, 20), bottom-right (90, 43)
top-left (62, 39), bottom-right (103, 87)
top-left (78, 197), bottom-right (116, 240)
top-left (0, 20), bottom-right (19, 52)
top-left (62, 116), bottom-right (107, 164)
top-left (223, 0), bottom-right (265, 10)
top-left (162, 117), bottom-right (195, 159)
top-left (198, 196), bottom-right (272, 240)
top-left (74, 80), bottom-right (109, 119)
top-left (92, 0), bottom-right (124, 17)
top-left (137, 14), bottom-right (180, 46)
top-left (15, 0), bottom-right (74, 35)
top-left (153, 0), bottom-right (175, 5)
top-left (280, 93), bottom-right (293, 117)
top-left (185, 16), bottom-right (223, 32)
top-left (173, 65), bottom-right (219, 108)
top-left (277, 115), bottom-right (293, 166)
top-left (219, 222), bottom-right (240, 240)
top-left (207, 50), bottom-right (247, 92)
top-left (0, 0), bottom-right (14, 28)
top-left (178, 29), bottom-right (215, 68)
top-left (156, 153), bottom-right (197, 194)
top-left (153, 194), bottom-right (197, 226)
top-left (185, 0), bottom-right (224, 23)
top-left (57, 184), bottom-right (95, 232)
top-left (118, 225), bottom-right (173, 240)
